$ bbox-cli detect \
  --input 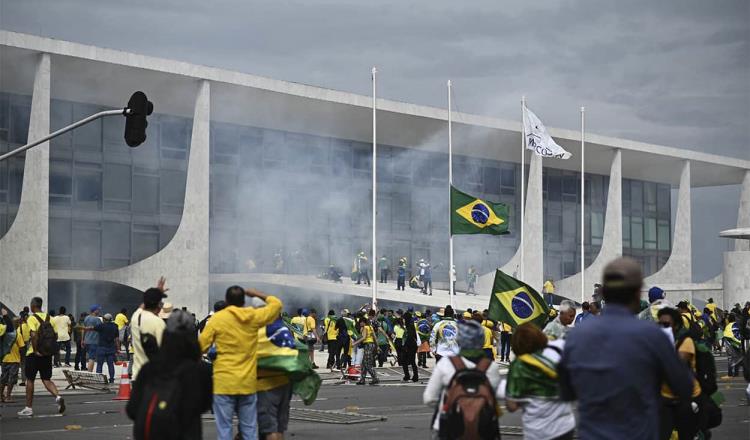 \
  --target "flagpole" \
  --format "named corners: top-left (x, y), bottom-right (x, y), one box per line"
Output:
top-left (371, 67), bottom-right (378, 310)
top-left (520, 96), bottom-right (526, 281)
top-left (448, 80), bottom-right (455, 309)
top-left (580, 106), bottom-right (585, 304)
